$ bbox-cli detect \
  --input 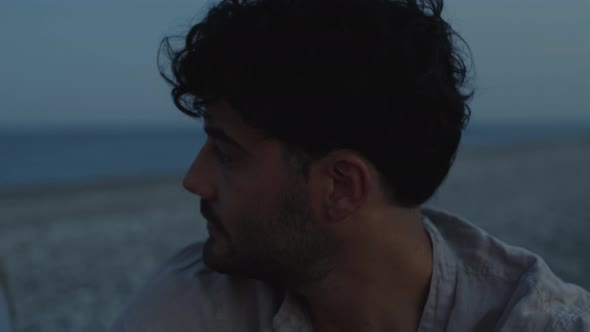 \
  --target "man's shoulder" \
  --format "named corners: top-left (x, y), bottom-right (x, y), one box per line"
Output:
top-left (421, 207), bottom-right (590, 331)
top-left (421, 206), bottom-right (542, 280)
top-left (110, 242), bottom-right (279, 332)
top-left (497, 261), bottom-right (590, 331)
